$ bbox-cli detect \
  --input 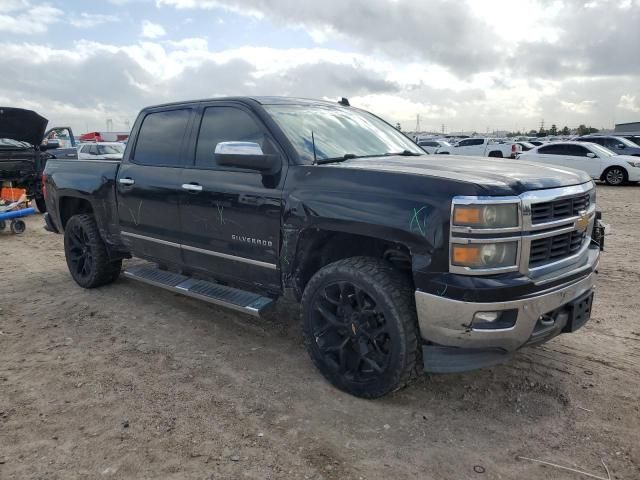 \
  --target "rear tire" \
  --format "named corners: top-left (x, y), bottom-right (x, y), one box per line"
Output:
top-left (603, 166), bottom-right (627, 186)
top-left (35, 197), bottom-right (47, 213)
top-left (0, 220), bottom-right (6, 231)
top-left (64, 214), bottom-right (122, 288)
top-left (488, 151), bottom-right (503, 158)
top-left (301, 257), bottom-right (420, 398)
